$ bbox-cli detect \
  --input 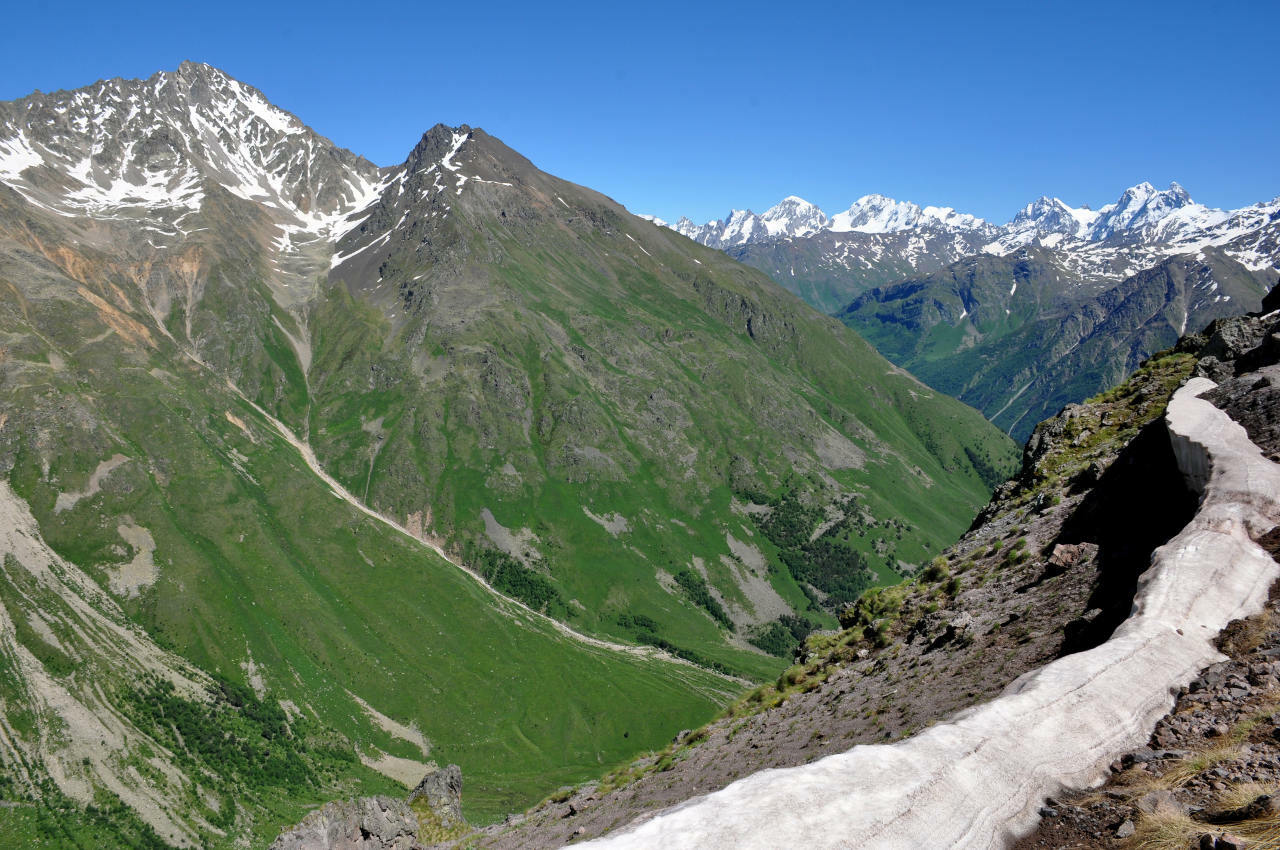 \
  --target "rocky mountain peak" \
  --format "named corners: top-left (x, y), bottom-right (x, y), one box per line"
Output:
top-left (760, 195), bottom-right (827, 238)
top-left (1088, 180), bottom-right (1197, 241)
top-left (0, 63), bottom-right (382, 241)
top-left (1010, 196), bottom-right (1069, 225)
top-left (829, 193), bottom-right (924, 233)
top-left (407, 122), bottom-right (474, 166)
